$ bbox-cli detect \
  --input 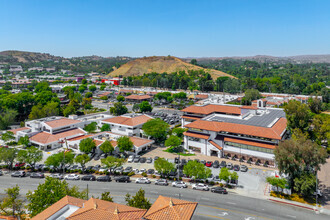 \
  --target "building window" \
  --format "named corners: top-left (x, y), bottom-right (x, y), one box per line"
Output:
top-left (225, 141), bottom-right (274, 154)
top-left (188, 137), bottom-right (200, 142)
